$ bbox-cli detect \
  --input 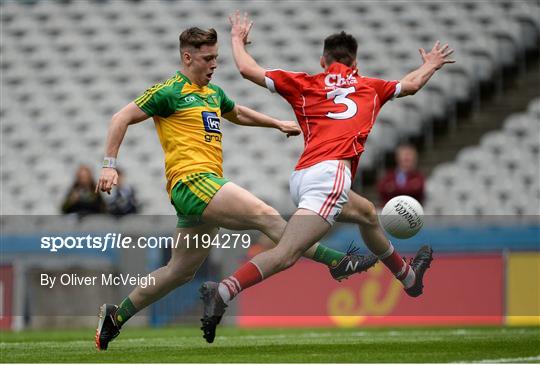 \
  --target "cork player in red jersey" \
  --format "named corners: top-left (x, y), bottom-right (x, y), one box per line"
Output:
top-left (200, 12), bottom-right (455, 343)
